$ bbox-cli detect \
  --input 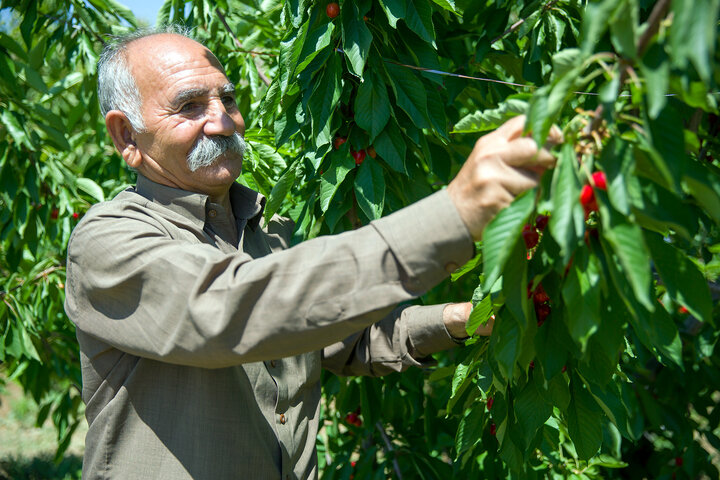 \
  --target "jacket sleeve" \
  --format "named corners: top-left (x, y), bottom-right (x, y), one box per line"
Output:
top-left (64, 189), bottom-right (474, 368)
top-left (320, 303), bottom-right (464, 376)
